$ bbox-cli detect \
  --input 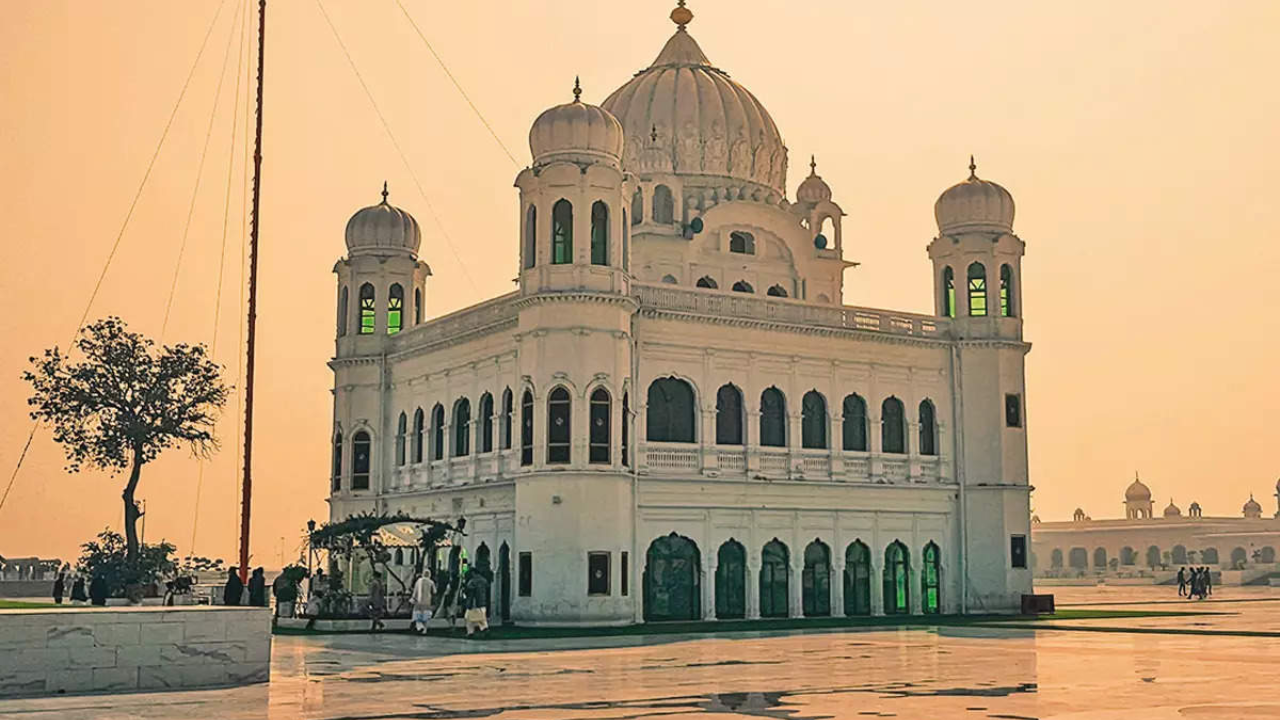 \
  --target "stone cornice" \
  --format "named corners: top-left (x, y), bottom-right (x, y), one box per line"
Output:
top-left (511, 292), bottom-right (640, 312)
